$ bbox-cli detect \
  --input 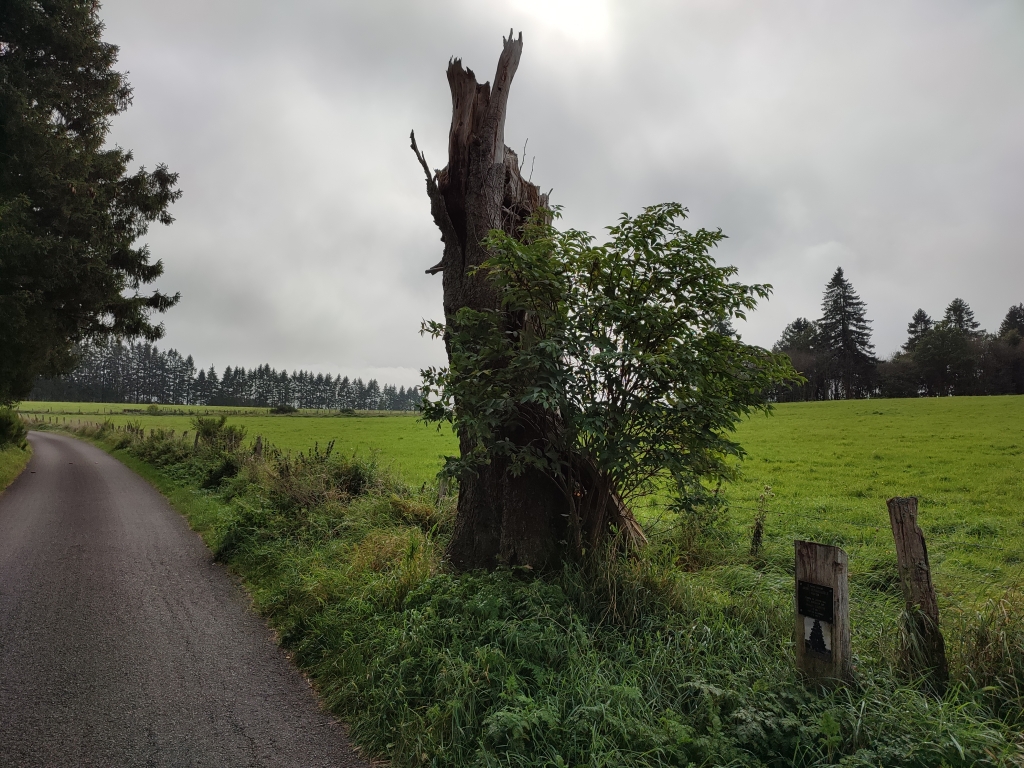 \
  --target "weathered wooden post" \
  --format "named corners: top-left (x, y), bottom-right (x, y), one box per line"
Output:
top-left (254, 435), bottom-right (263, 459)
top-left (886, 496), bottom-right (948, 691)
top-left (795, 540), bottom-right (852, 682)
